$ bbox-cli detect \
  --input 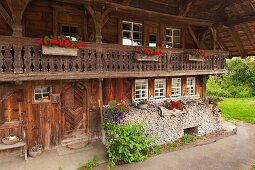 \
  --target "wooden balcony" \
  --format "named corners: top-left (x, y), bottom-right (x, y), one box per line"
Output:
top-left (0, 36), bottom-right (228, 82)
